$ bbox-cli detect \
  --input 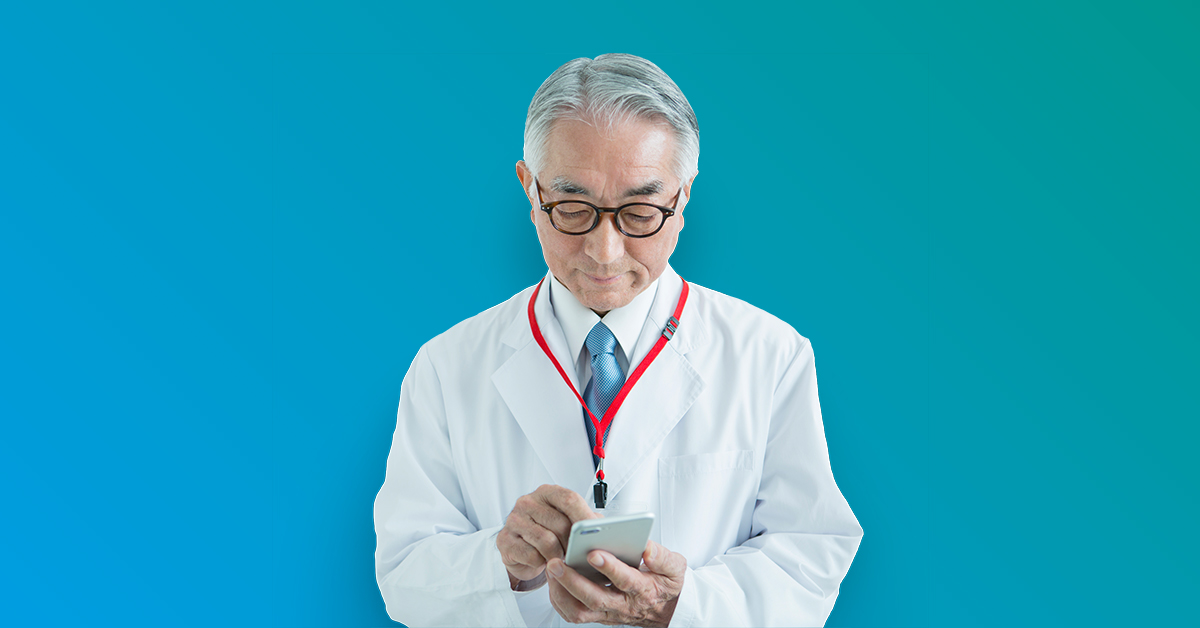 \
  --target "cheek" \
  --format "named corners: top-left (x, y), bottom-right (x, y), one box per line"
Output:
top-left (549, 234), bottom-right (577, 257)
top-left (537, 227), bottom-right (579, 266)
top-left (631, 237), bottom-right (675, 273)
